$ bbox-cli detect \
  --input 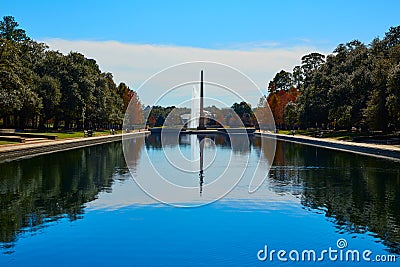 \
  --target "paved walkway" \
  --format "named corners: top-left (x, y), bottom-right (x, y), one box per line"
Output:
top-left (0, 131), bottom-right (150, 162)
top-left (256, 131), bottom-right (400, 161)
